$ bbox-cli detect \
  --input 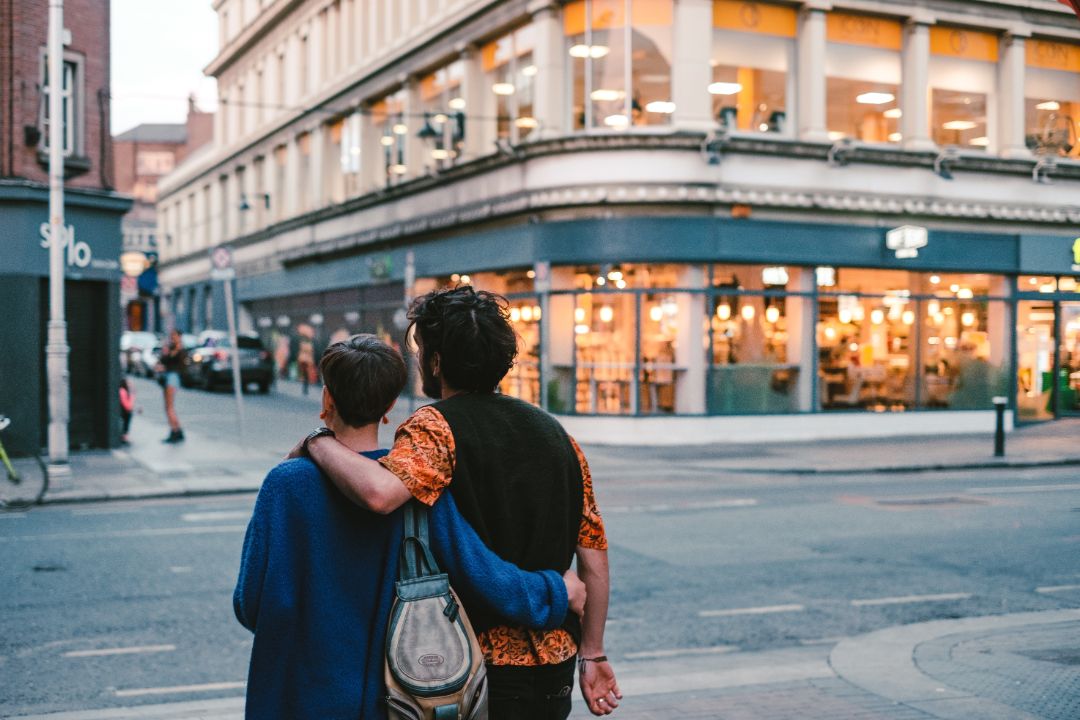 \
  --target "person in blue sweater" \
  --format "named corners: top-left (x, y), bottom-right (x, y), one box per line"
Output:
top-left (234, 334), bottom-right (585, 720)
